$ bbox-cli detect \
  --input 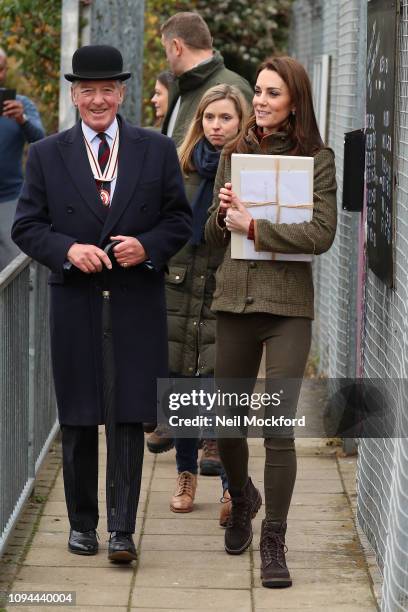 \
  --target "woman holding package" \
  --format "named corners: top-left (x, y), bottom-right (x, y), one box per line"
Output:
top-left (165, 84), bottom-right (248, 519)
top-left (205, 56), bottom-right (337, 588)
